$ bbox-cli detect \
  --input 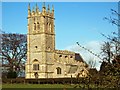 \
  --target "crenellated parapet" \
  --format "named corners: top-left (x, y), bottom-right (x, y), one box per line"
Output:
top-left (27, 3), bottom-right (55, 36)
top-left (27, 3), bottom-right (54, 19)
top-left (55, 50), bottom-right (75, 55)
